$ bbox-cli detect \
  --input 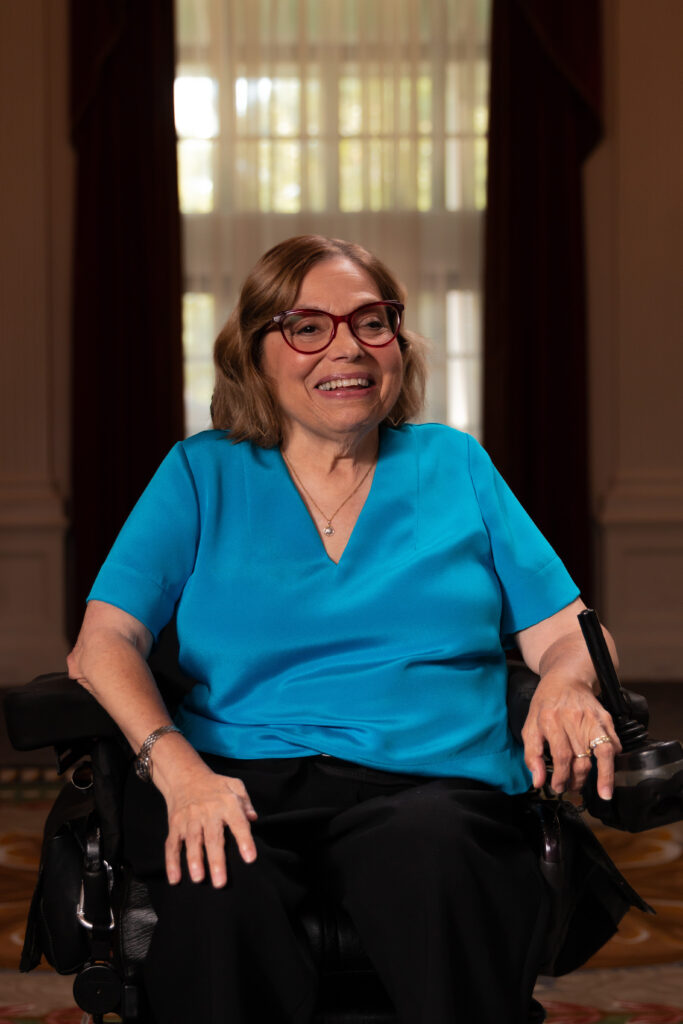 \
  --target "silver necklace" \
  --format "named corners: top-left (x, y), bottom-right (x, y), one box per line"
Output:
top-left (282, 453), bottom-right (376, 537)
